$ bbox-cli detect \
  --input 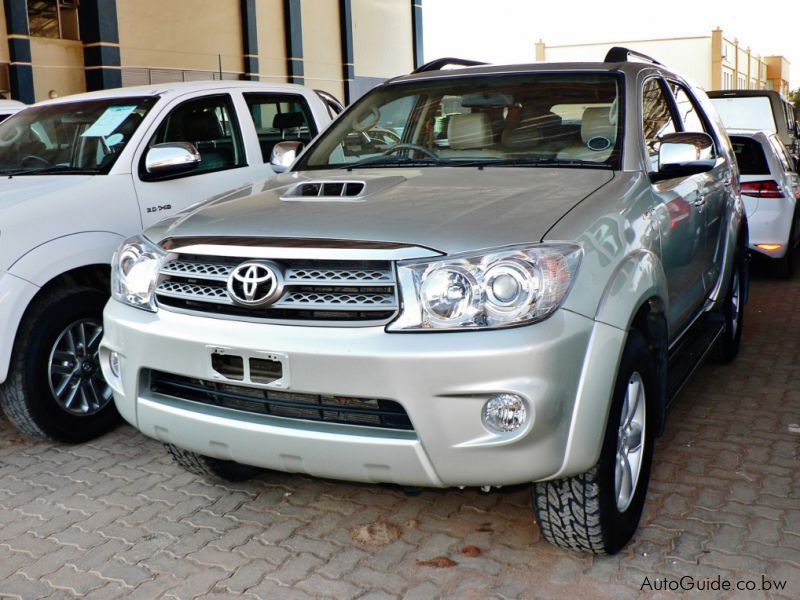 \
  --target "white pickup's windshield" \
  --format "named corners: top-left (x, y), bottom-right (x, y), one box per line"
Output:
top-left (710, 97), bottom-right (777, 133)
top-left (299, 73), bottom-right (623, 170)
top-left (0, 96), bottom-right (157, 175)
